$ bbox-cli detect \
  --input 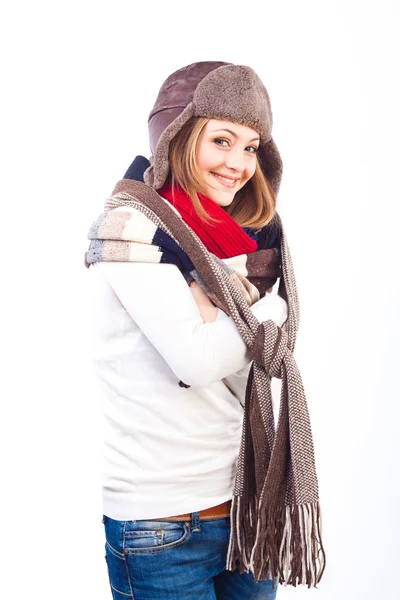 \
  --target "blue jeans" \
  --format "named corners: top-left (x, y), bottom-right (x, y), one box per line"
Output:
top-left (103, 513), bottom-right (278, 599)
